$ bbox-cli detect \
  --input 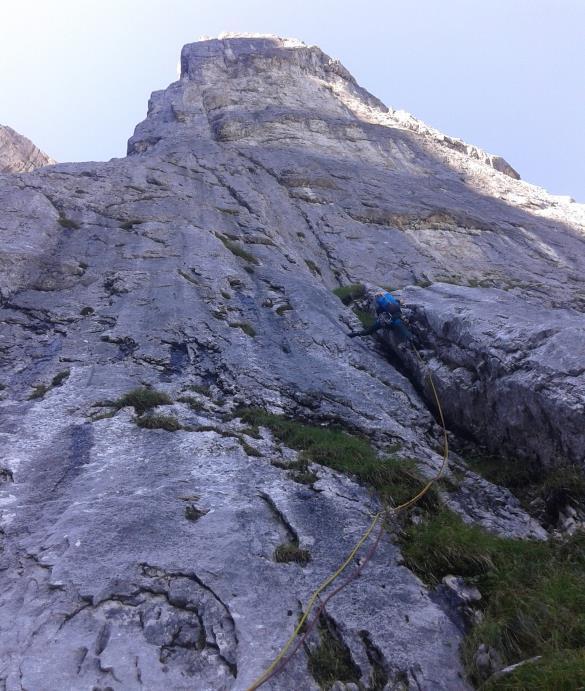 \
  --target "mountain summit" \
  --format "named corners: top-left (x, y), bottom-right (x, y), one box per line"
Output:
top-left (0, 35), bottom-right (584, 690)
top-left (129, 34), bottom-right (520, 180)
